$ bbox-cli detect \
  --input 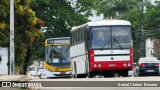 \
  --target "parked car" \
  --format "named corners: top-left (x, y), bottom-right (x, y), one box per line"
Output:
top-left (137, 57), bottom-right (159, 76)
top-left (37, 67), bottom-right (44, 77)
top-left (27, 67), bottom-right (38, 76)
top-left (128, 70), bottom-right (134, 77)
